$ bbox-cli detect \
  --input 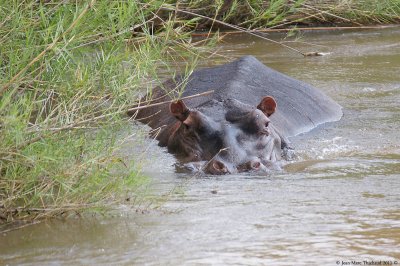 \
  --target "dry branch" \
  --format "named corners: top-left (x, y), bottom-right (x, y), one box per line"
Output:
top-left (160, 5), bottom-right (311, 57)
top-left (127, 89), bottom-right (214, 113)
